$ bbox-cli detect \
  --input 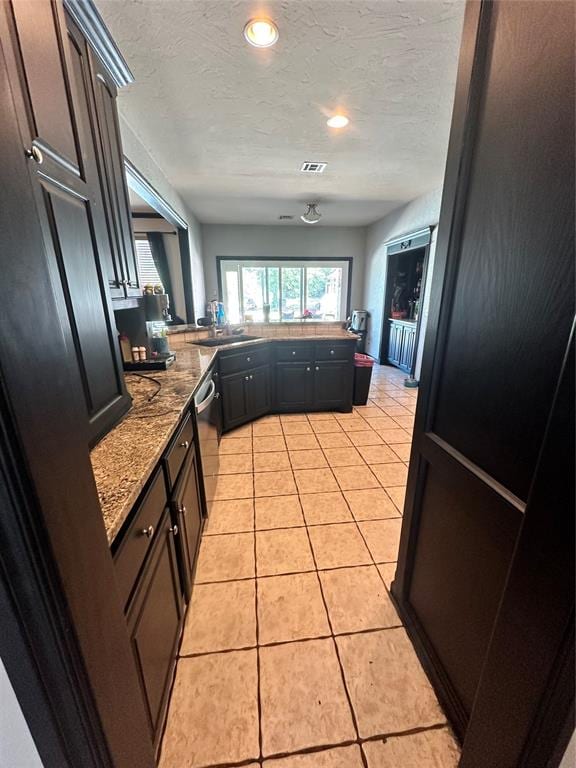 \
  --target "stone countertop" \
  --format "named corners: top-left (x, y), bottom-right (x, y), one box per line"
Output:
top-left (91, 331), bottom-right (359, 544)
top-left (91, 342), bottom-right (217, 544)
